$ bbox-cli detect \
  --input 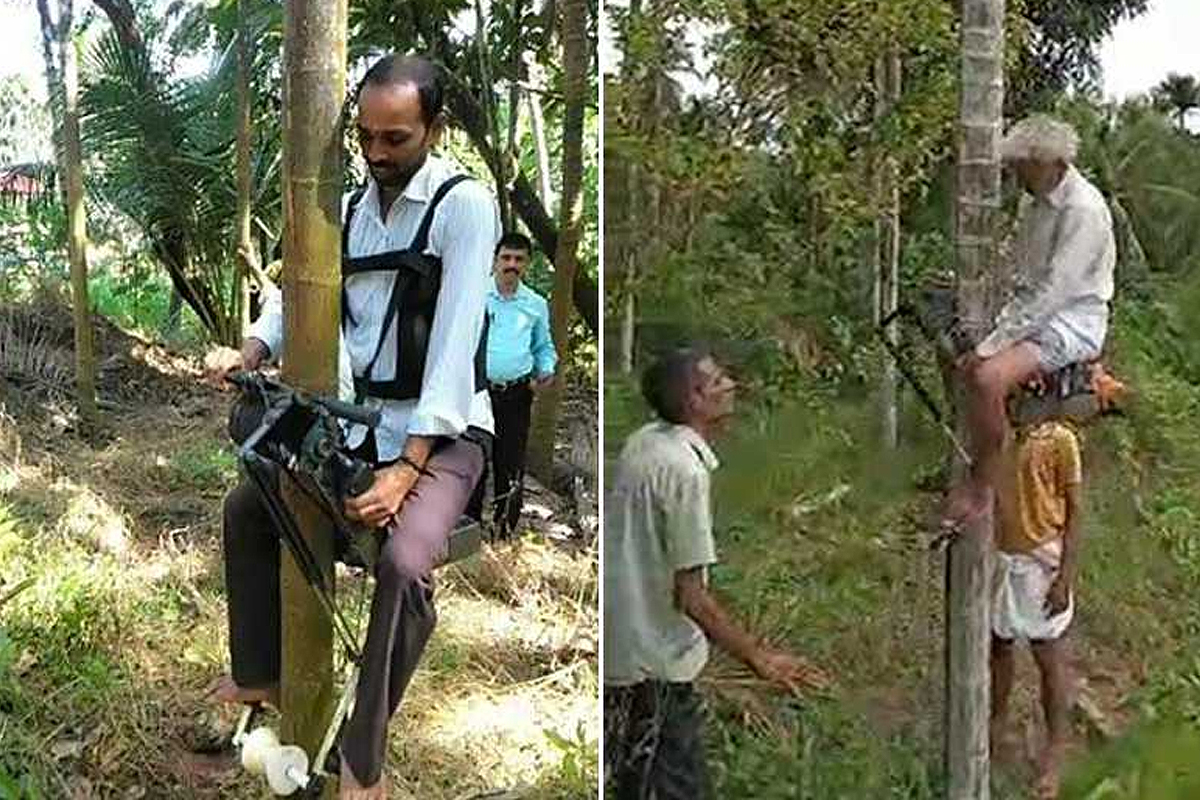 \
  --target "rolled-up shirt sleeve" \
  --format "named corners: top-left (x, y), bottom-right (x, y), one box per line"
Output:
top-left (976, 203), bottom-right (1112, 358)
top-left (532, 295), bottom-right (558, 377)
top-left (246, 282), bottom-right (284, 360)
top-left (406, 181), bottom-right (501, 437)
